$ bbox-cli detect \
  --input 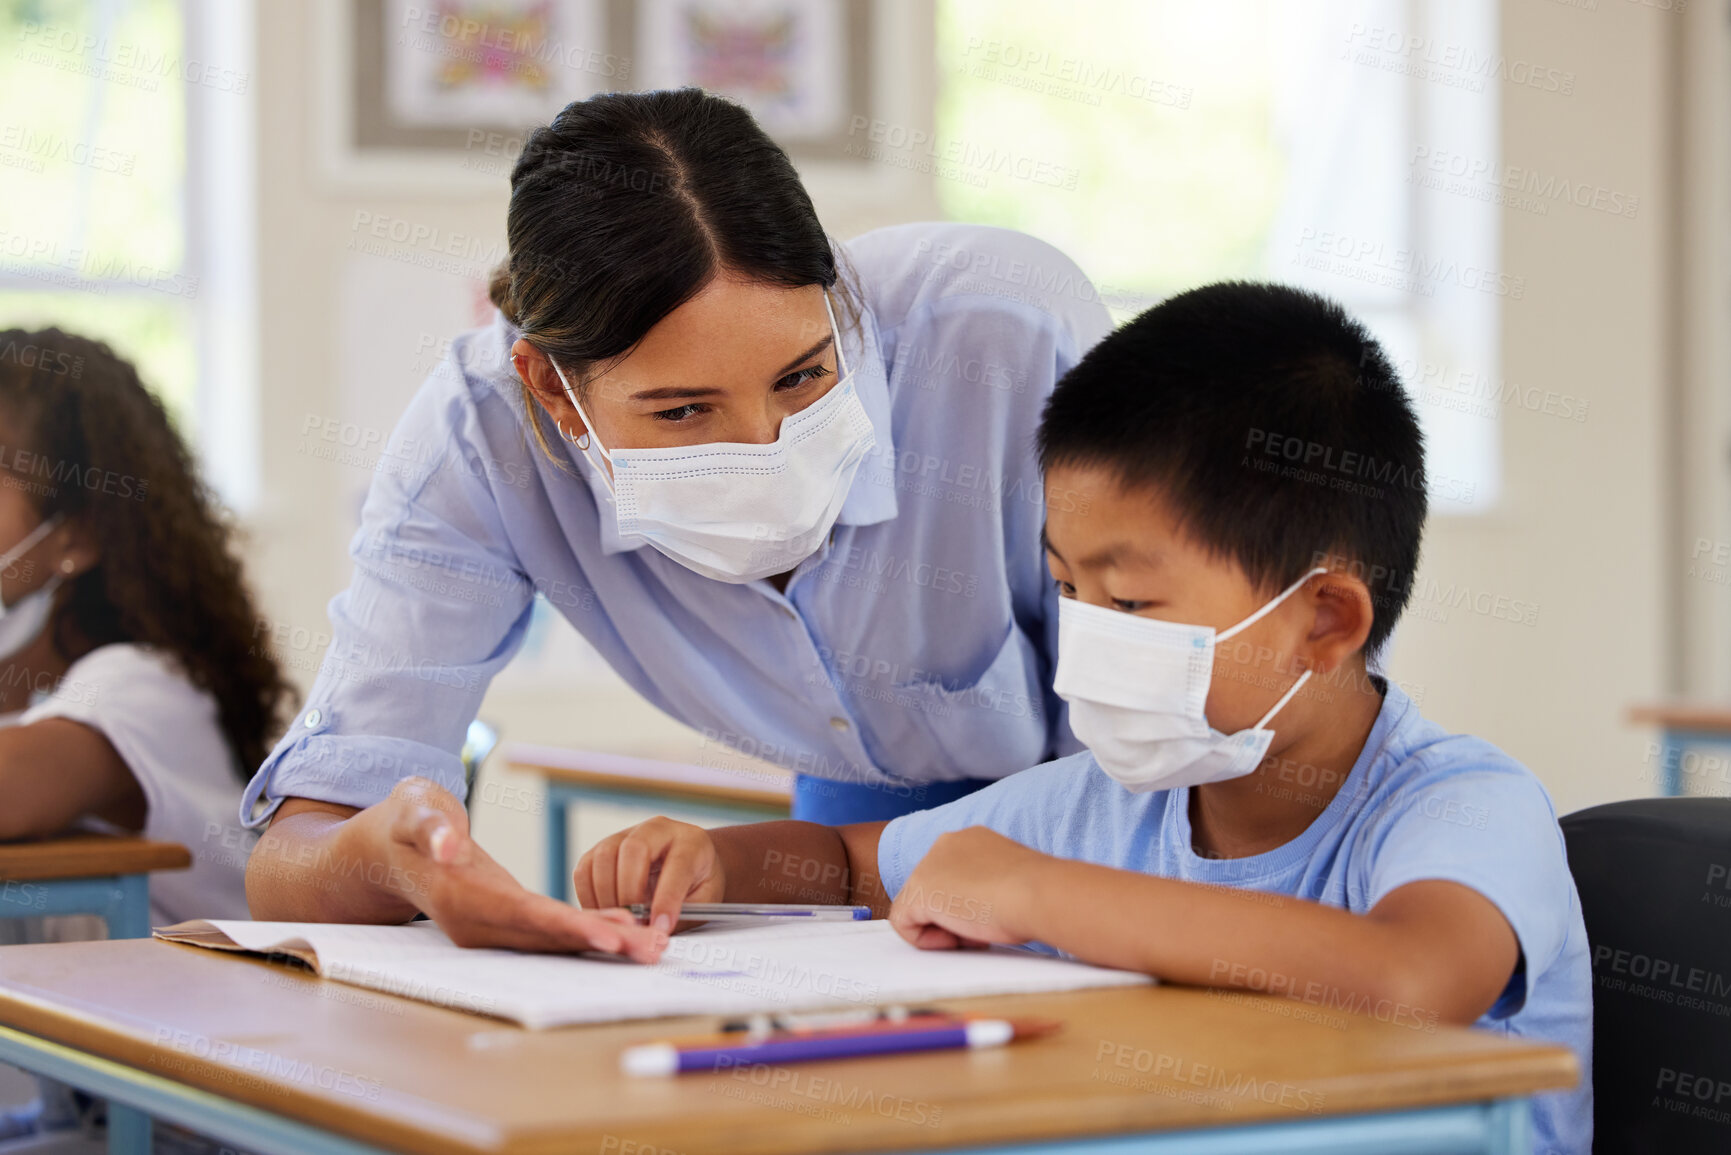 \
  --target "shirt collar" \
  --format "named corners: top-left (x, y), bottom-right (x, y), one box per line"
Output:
top-left (570, 301), bottom-right (899, 557)
top-left (833, 300), bottom-right (899, 528)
